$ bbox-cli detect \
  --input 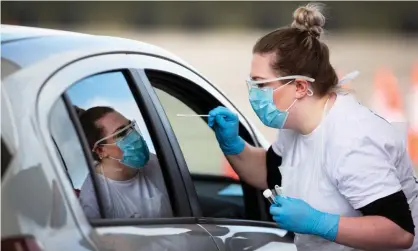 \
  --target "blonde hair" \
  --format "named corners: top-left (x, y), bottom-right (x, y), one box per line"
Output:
top-left (291, 3), bottom-right (326, 39)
